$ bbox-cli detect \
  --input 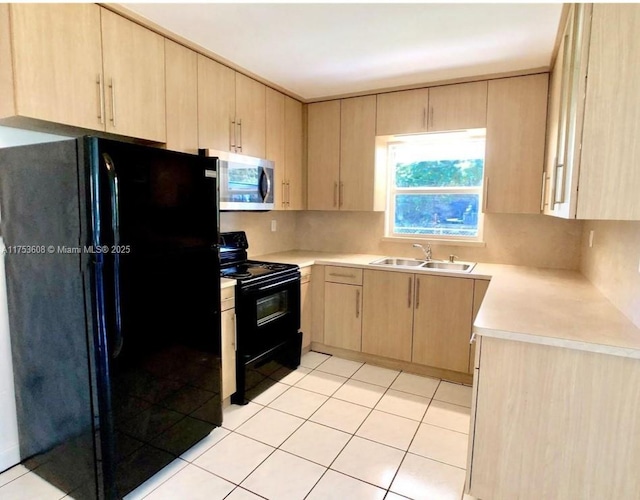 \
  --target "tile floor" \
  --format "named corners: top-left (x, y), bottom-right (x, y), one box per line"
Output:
top-left (0, 352), bottom-right (474, 500)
